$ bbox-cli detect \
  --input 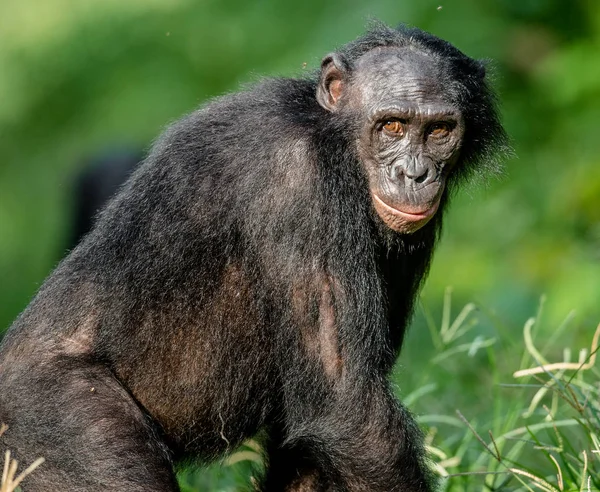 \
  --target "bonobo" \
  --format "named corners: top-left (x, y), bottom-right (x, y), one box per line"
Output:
top-left (0, 23), bottom-right (507, 491)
